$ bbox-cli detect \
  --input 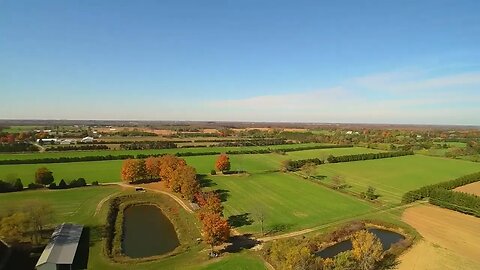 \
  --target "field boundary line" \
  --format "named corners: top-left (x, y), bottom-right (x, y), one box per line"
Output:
top-left (94, 191), bottom-right (121, 217)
